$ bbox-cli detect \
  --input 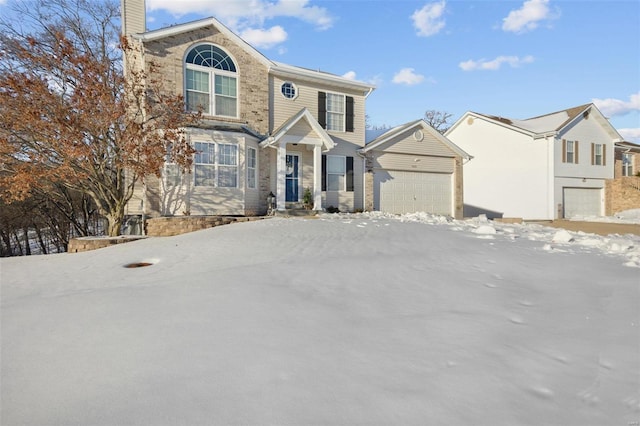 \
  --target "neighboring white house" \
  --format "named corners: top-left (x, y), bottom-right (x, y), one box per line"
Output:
top-left (361, 120), bottom-right (471, 218)
top-left (445, 104), bottom-right (620, 220)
